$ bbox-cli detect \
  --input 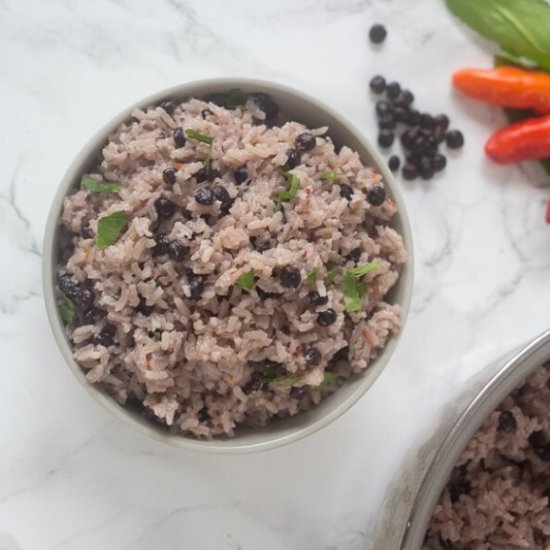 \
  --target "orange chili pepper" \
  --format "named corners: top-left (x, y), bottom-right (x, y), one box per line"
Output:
top-left (485, 114), bottom-right (550, 164)
top-left (453, 67), bottom-right (550, 114)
